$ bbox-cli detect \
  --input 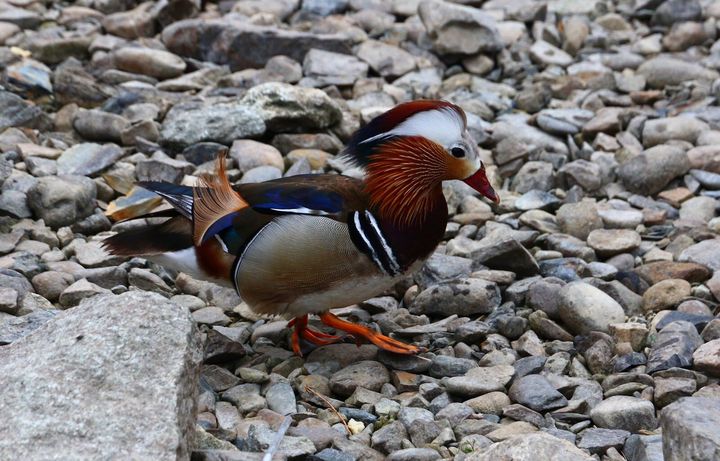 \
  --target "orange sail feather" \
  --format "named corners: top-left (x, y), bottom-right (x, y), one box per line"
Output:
top-left (192, 150), bottom-right (248, 246)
